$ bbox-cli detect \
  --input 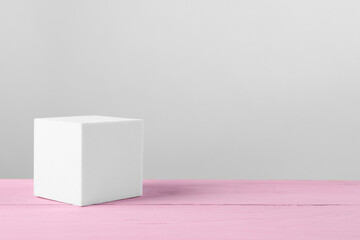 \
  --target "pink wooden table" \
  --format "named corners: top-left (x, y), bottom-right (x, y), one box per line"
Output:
top-left (1, 180), bottom-right (360, 239)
